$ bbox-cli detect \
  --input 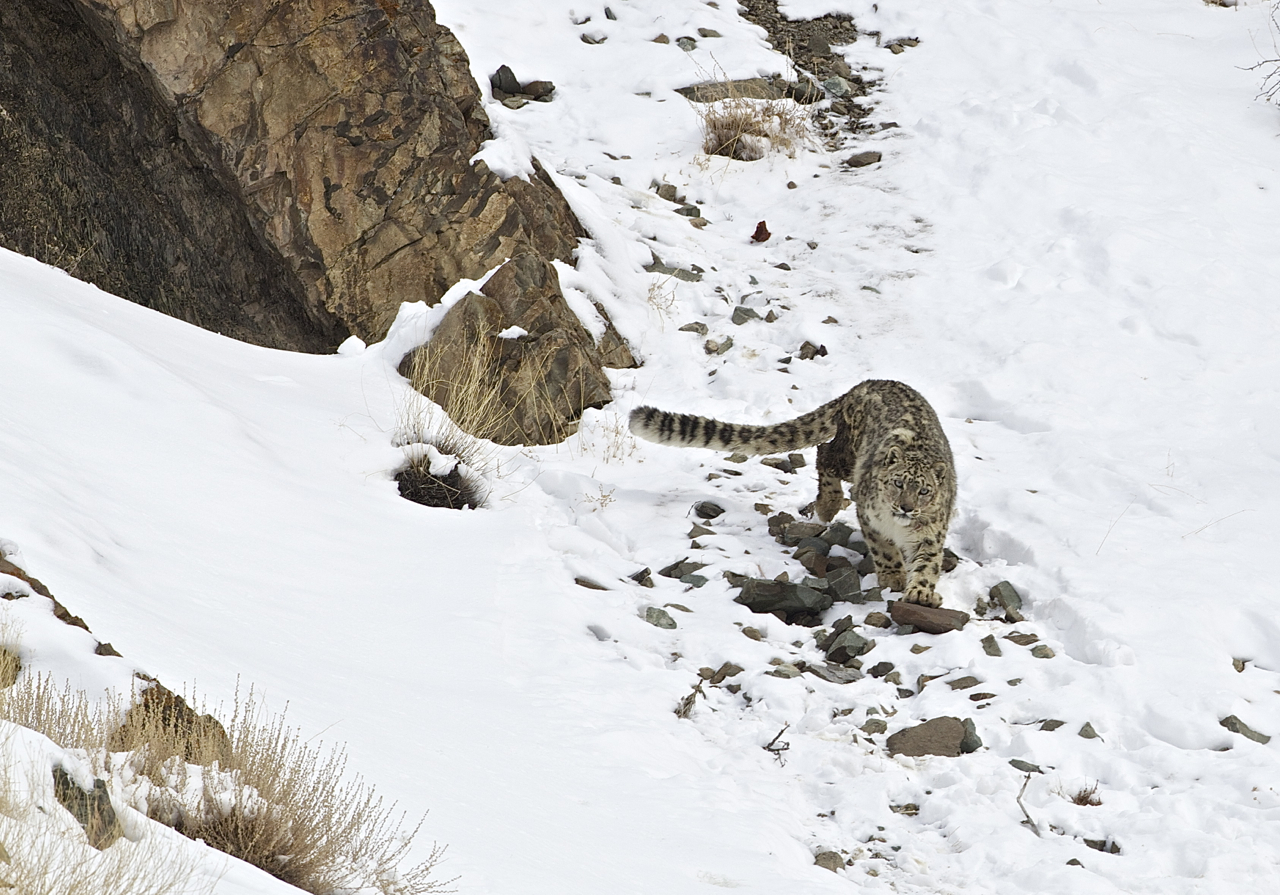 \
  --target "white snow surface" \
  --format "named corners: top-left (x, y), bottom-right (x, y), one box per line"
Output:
top-left (4, 0), bottom-right (1280, 890)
